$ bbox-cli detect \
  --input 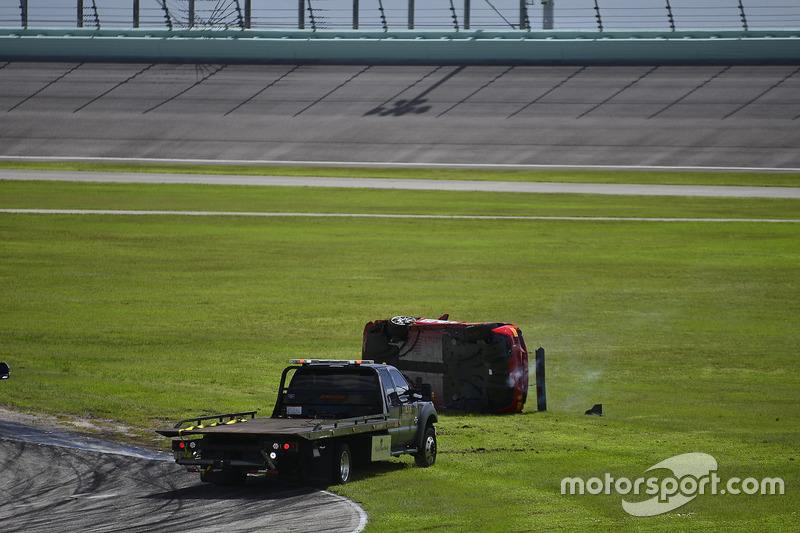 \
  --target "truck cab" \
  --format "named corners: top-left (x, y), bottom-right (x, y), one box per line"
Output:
top-left (274, 360), bottom-right (435, 456)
